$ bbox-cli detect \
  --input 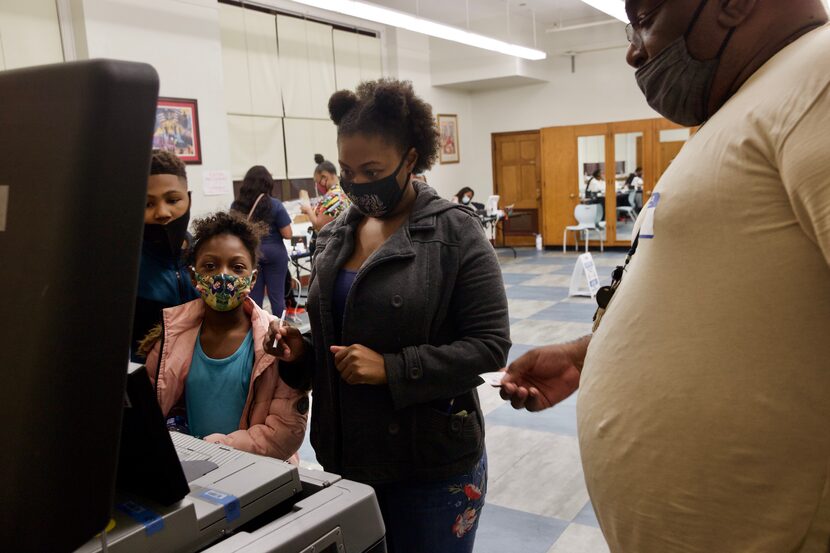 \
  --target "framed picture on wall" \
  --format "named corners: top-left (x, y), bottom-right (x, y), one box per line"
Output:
top-left (438, 114), bottom-right (460, 164)
top-left (153, 97), bottom-right (202, 164)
